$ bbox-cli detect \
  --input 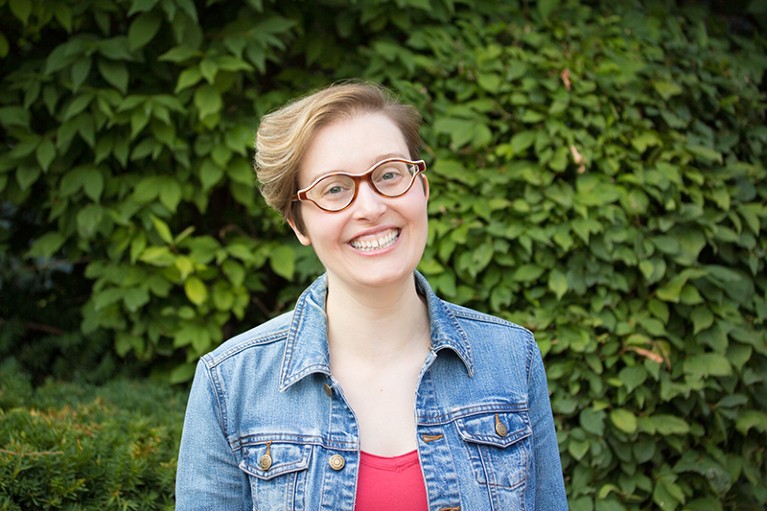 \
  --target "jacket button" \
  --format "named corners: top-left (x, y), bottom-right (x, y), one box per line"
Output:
top-left (323, 383), bottom-right (333, 397)
top-left (495, 414), bottom-right (508, 437)
top-left (329, 454), bottom-right (345, 471)
top-left (258, 453), bottom-right (272, 471)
